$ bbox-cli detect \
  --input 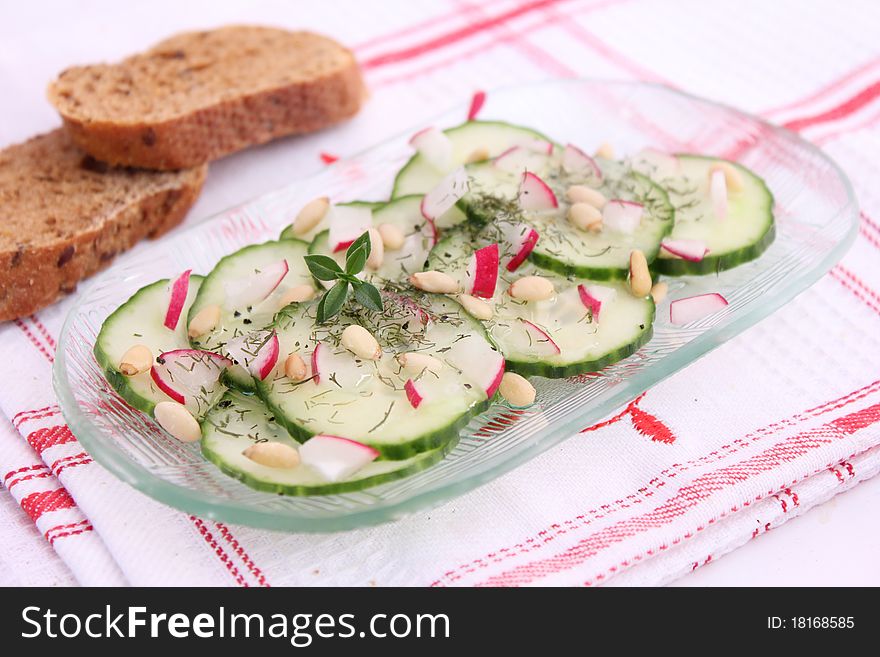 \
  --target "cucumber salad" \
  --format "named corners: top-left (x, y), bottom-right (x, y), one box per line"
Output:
top-left (94, 112), bottom-right (775, 496)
